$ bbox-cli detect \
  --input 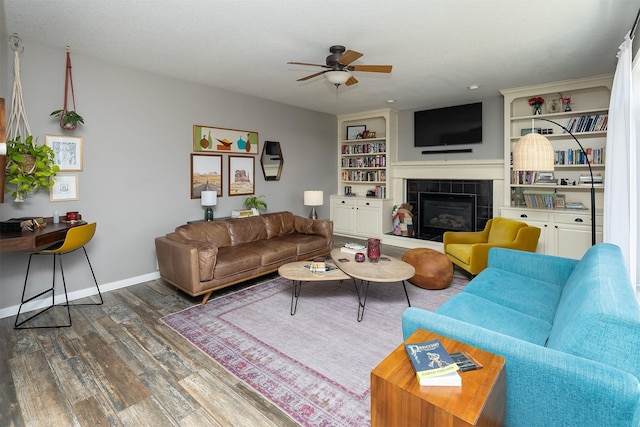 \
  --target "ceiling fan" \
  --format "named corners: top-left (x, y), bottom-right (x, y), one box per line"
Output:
top-left (288, 45), bottom-right (392, 87)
